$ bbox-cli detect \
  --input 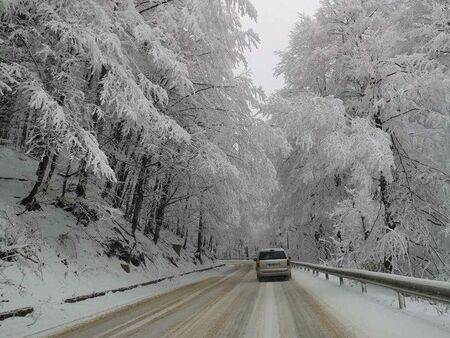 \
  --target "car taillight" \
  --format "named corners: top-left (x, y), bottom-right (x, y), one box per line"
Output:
top-left (256, 261), bottom-right (260, 268)
top-left (287, 259), bottom-right (291, 267)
